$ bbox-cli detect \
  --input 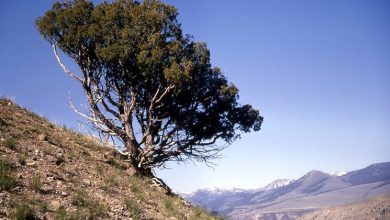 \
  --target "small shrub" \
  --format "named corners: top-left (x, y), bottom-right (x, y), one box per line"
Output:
top-left (87, 200), bottom-right (106, 218)
top-left (61, 124), bottom-right (68, 131)
top-left (164, 197), bottom-right (176, 212)
top-left (3, 137), bottom-right (16, 149)
top-left (191, 208), bottom-right (203, 220)
top-left (0, 159), bottom-right (16, 190)
top-left (72, 189), bottom-right (88, 207)
top-left (0, 174), bottom-right (16, 190)
top-left (71, 189), bottom-right (106, 218)
top-left (129, 176), bottom-right (147, 202)
top-left (55, 206), bottom-right (67, 220)
top-left (29, 175), bottom-right (43, 192)
top-left (68, 208), bottom-right (87, 220)
top-left (102, 172), bottom-right (119, 191)
top-left (0, 118), bottom-right (7, 128)
top-left (17, 154), bottom-right (26, 165)
top-left (129, 176), bottom-right (145, 193)
top-left (36, 199), bottom-right (49, 212)
top-left (125, 198), bottom-right (142, 220)
top-left (95, 164), bottom-right (104, 173)
top-left (55, 155), bottom-right (65, 166)
top-left (14, 204), bottom-right (36, 220)
top-left (190, 207), bottom-right (223, 220)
